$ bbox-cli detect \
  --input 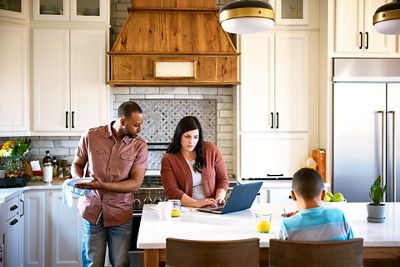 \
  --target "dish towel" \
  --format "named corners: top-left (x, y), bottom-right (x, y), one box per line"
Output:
top-left (62, 177), bottom-right (94, 208)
